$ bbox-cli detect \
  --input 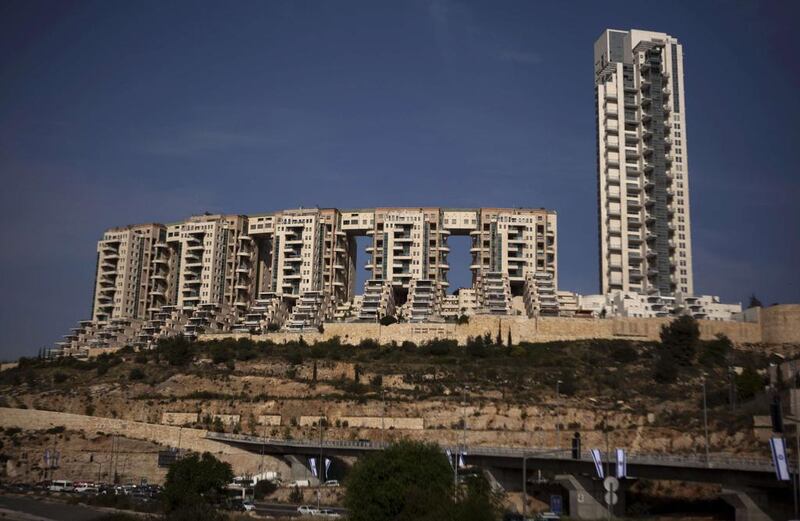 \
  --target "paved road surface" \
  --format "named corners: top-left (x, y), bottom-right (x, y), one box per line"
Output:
top-left (255, 501), bottom-right (348, 518)
top-left (0, 494), bottom-right (109, 520)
